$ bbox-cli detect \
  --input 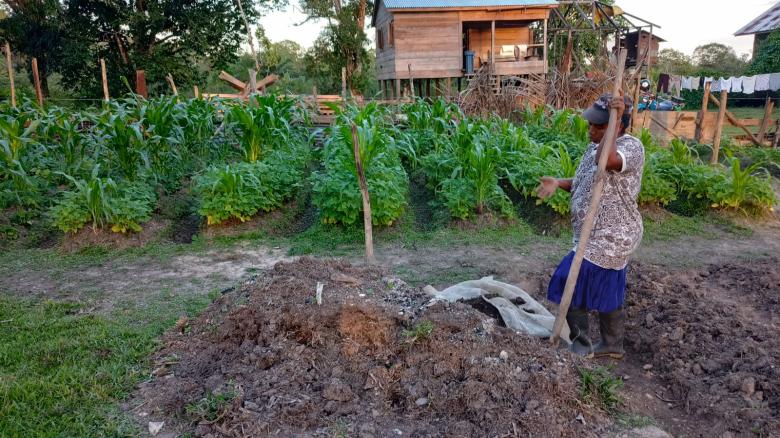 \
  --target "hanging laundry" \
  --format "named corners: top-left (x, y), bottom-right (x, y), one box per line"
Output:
top-left (681, 76), bottom-right (692, 90)
top-left (690, 76), bottom-right (701, 90)
top-left (720, 77), bottom-right (732, 93)
top-left (755, 74), bottom-right (771, 91)
top-left (657, 74), bottom-right (670, 93)
top-left (710, 78), bottom-right (722, 92)
top-left (769, 73), bottom-right (780, 91)
top-left (669, 75), bottom-right (682, 97)
top-left (730, 76), bottom-right (743, 93)
top-left (742, 75), bottom-right (757, 94)
top-left (703, 77), bottom-right (714, 90)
